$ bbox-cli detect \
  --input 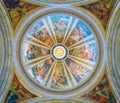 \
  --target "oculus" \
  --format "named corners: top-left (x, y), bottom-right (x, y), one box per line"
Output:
top-left (51, 43), bottom-right (69, 61)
